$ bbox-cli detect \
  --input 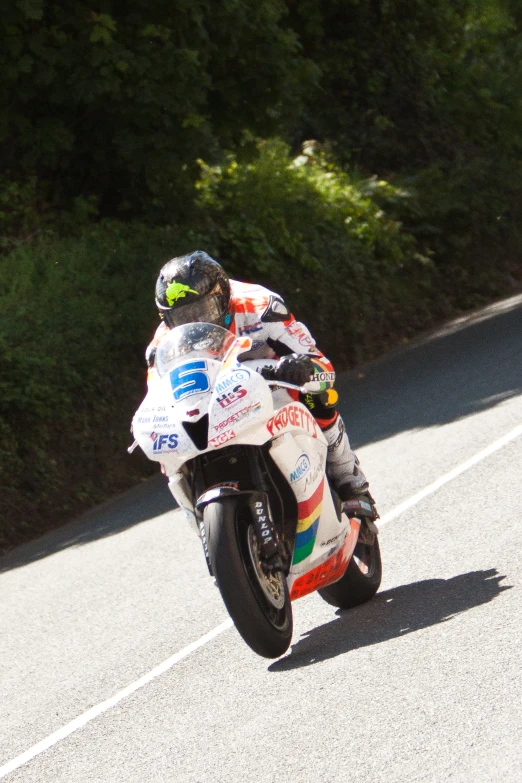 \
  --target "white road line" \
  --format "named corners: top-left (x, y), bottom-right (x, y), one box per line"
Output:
top-left (2, 421), bottom-right (522, 779)
top-left (0, 619), bottom-right (233, 780)
top-left (377, 422), bottom-right (522, 527)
